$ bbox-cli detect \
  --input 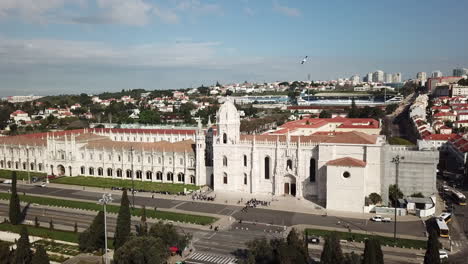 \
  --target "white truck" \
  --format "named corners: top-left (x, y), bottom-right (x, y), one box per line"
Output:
top-left (370, 215), bottom-right (392, 222)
